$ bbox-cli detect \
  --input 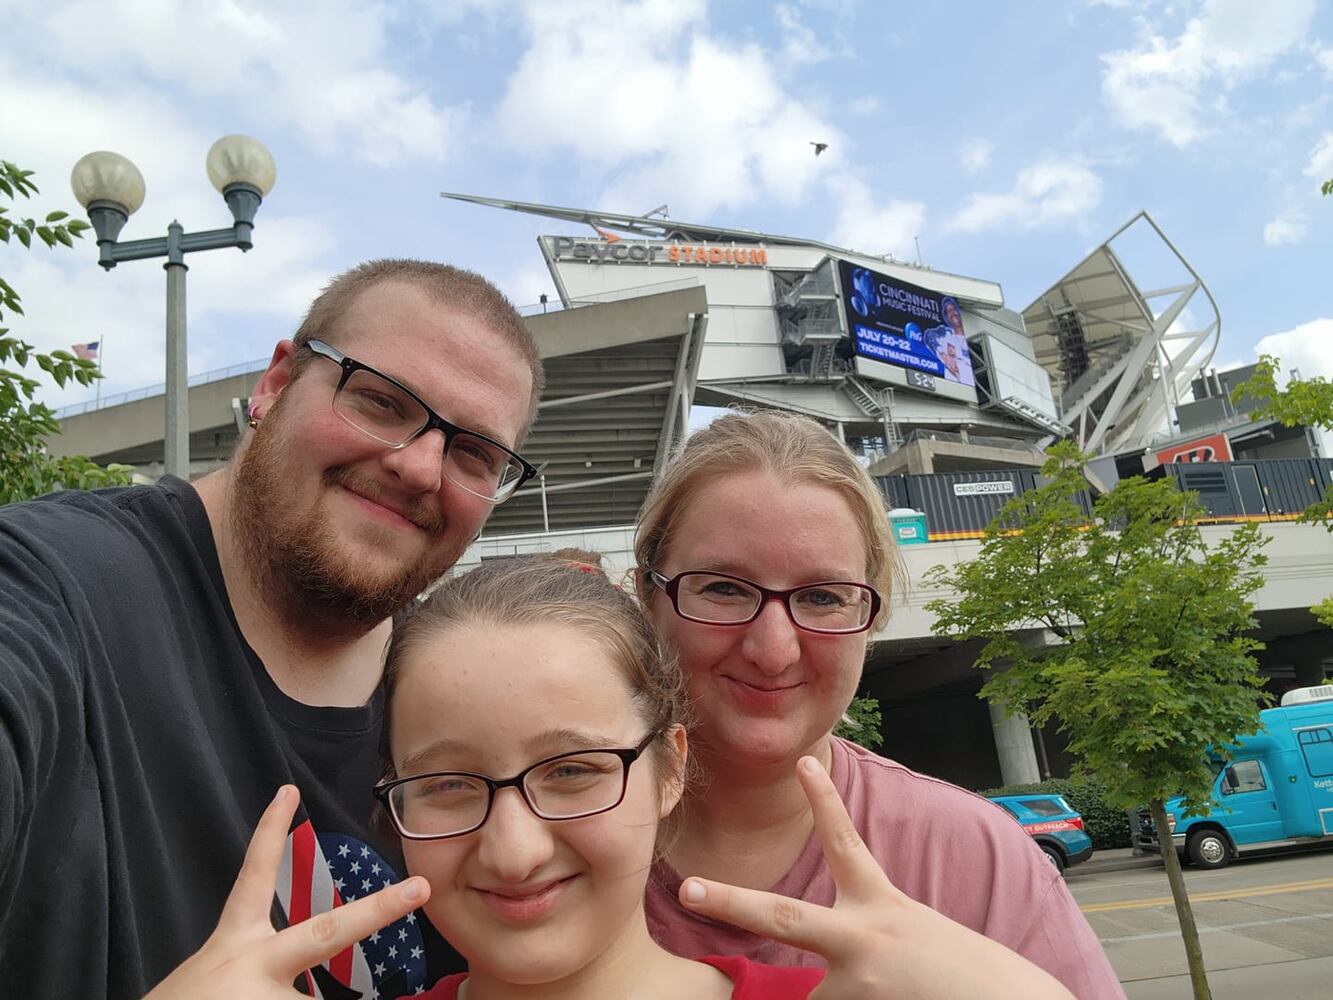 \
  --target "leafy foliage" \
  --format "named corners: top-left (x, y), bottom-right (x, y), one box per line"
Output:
top-left (1232, 355), bottom-right (1333, 625)
top-left (927, 443), bottom-right (1271, 997)
top-left (834, 695), bottom-right (884, 750)
top-left (1231, 354), bottom-right (1333, 534)
top-left (981, 776), bottom-right (1131, 850)
top-left (0, 161), bottom-right (91, 251)
top-left (1, 160), bottom-right (131, 504)
top-left (925, 441), bottom-right (1271, 820)
top-left (1231, 354), bottom-right (1333, 434)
